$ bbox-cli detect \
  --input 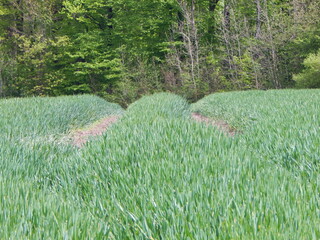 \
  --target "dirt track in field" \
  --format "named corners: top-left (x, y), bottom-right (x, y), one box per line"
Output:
top-left (72, 116), bottom-right (119, 147)
top-left (71, 112), bottom-right (235, 147)
top-left (191, 113), bottom-right (237, 136)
